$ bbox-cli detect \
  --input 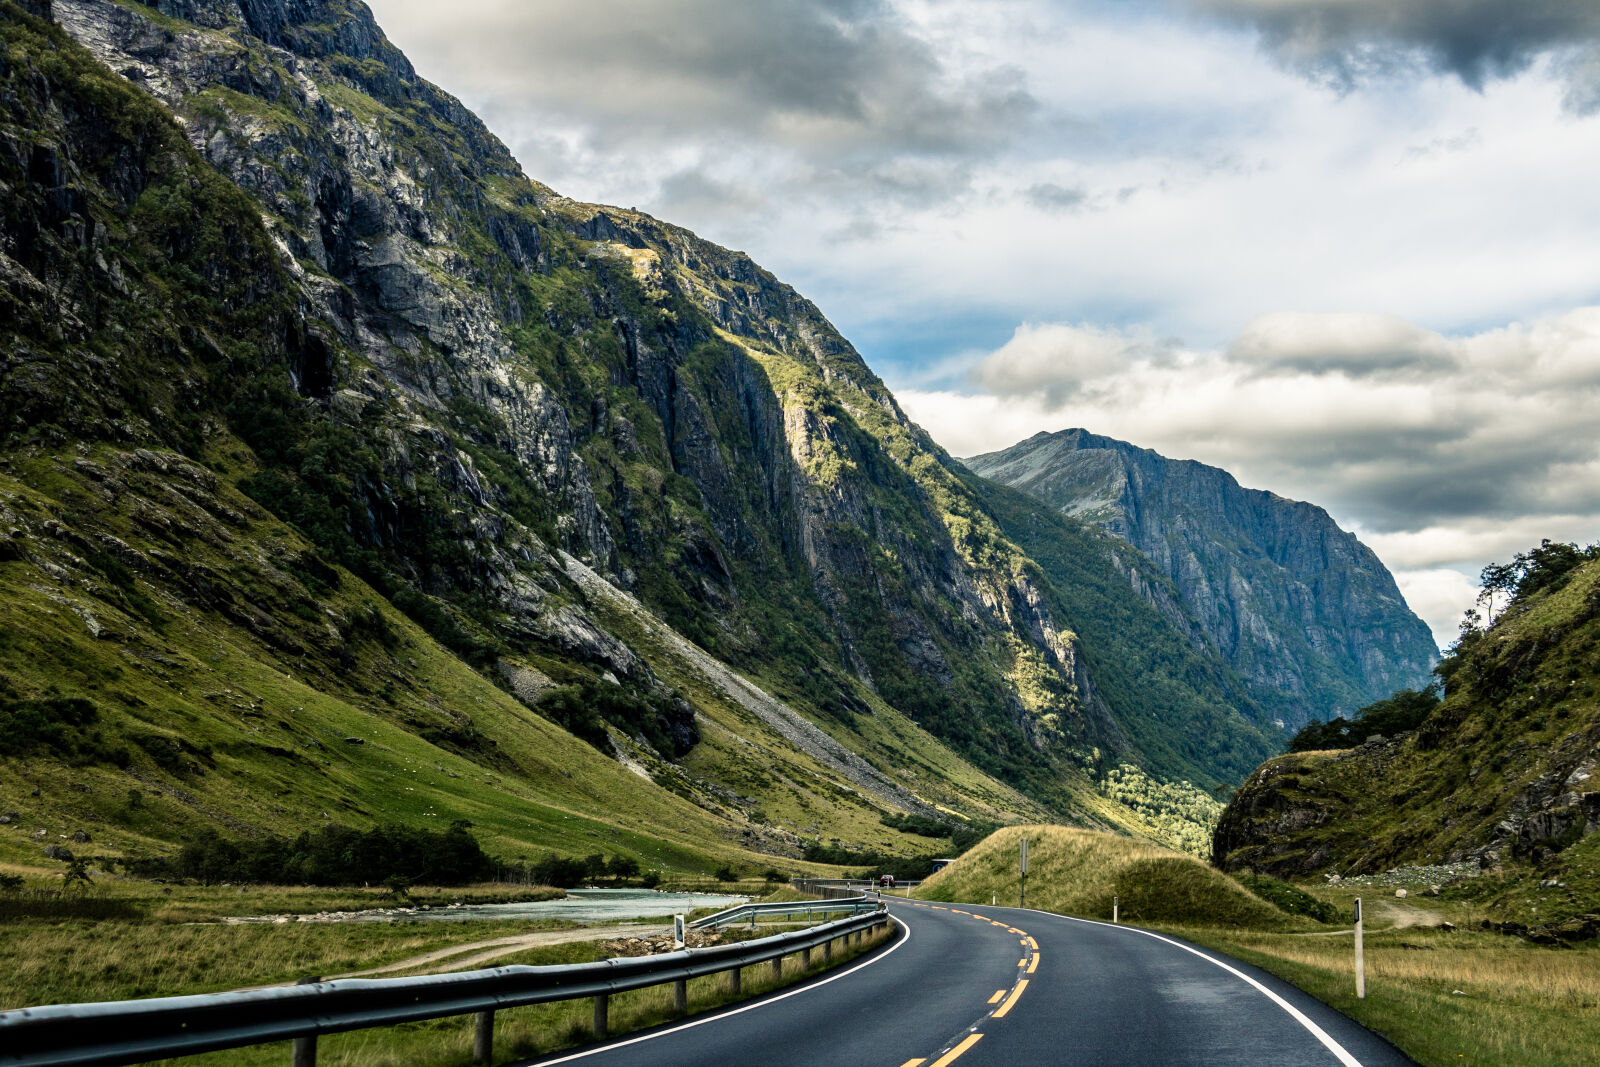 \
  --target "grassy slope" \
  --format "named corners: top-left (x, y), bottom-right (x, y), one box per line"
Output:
top-left (914, 825), bottom-right (1286, 928)
top-left (1215, 558), bottom-right (1600, 906)
top-left (0, 443), bottom-right (1046, 878)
